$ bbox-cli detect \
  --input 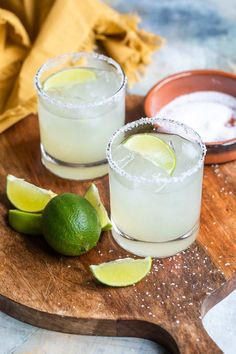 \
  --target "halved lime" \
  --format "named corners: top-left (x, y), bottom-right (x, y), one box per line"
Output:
top-left (8, 209), bottom-right (42, 235)
top-left (6, 175), bottom-right (56, 212)
top-left (90, 257), bottom-right (152, 287)
top-left (84, 184), bottom-right (112, 231)
top-left (44, 68), bottom-right (96, 90)
top-left (123, 134), bottom-right (176, 175)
